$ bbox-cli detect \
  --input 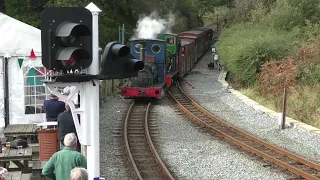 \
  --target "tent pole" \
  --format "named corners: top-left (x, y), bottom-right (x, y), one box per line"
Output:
top-left (3, 56), bottom-right (9, 127)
